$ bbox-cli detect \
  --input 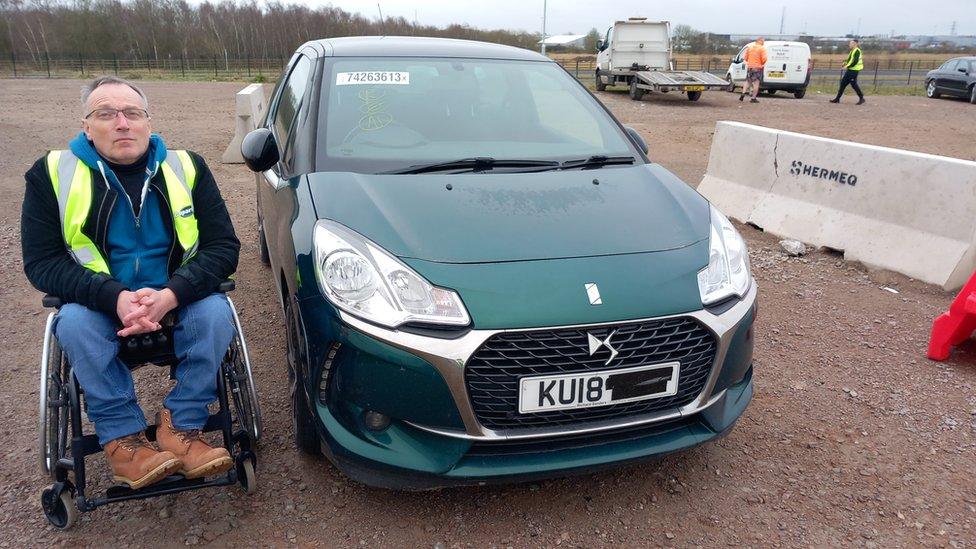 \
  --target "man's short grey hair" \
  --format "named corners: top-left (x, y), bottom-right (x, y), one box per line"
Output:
top-left (80, 76), bottom-right (149, 114)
